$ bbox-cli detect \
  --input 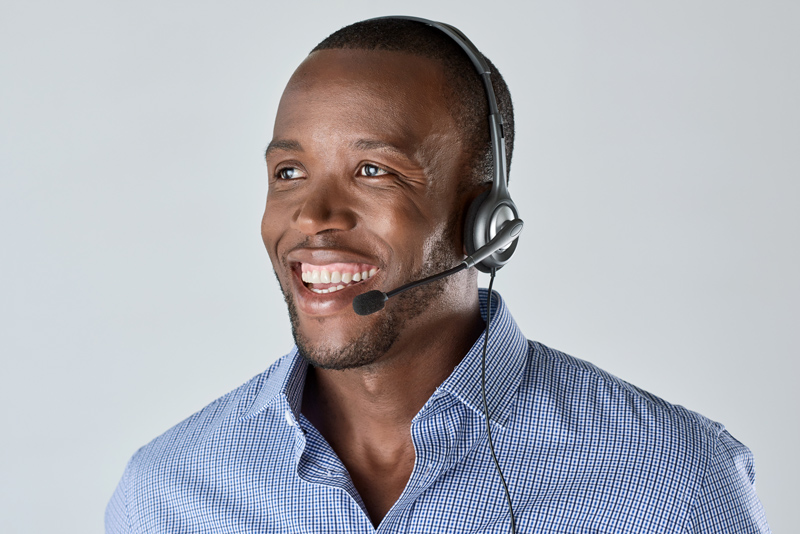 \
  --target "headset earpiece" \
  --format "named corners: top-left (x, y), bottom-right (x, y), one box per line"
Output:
top-left (463, 189), bottom-right (489, 259)
top-left (464, 184), bottom-right (519, 273)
